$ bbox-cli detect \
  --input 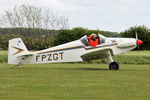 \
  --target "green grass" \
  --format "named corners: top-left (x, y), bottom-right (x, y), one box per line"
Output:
top-left (113, 51), bottom-right (150, 64)
top-left (0, 51), bottom-right (8, 63)
top-left (0, 64), bottom-right (150, 100)
top-left (89, 51), bottom-right (150, 64)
